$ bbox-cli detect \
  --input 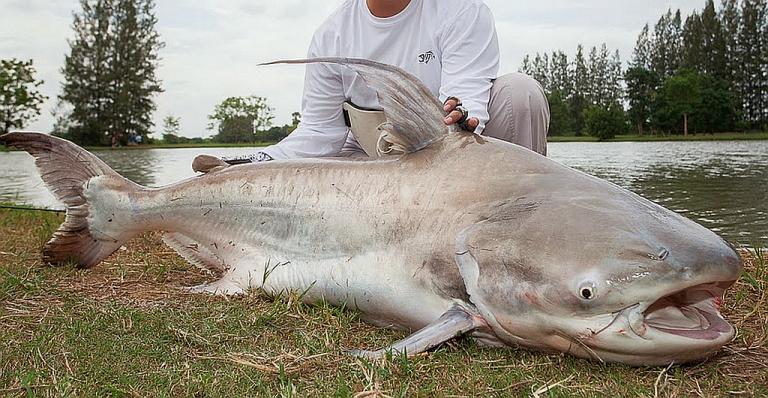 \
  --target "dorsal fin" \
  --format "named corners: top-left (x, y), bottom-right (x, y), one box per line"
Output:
top-left (261, 57), bottom-right (449, 155)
